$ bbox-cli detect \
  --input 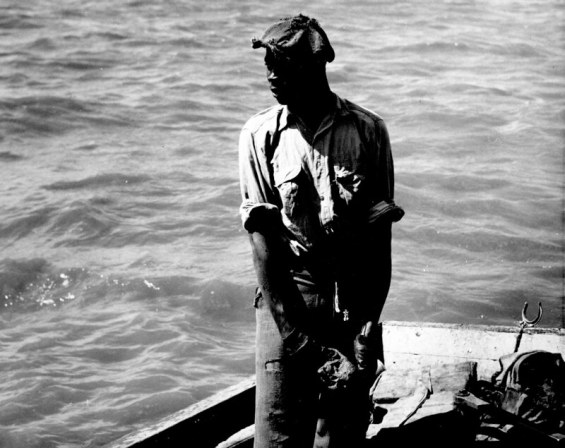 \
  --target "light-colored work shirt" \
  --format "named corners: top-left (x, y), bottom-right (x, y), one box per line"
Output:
top-left (239, 93), bottom-right (402, 319)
